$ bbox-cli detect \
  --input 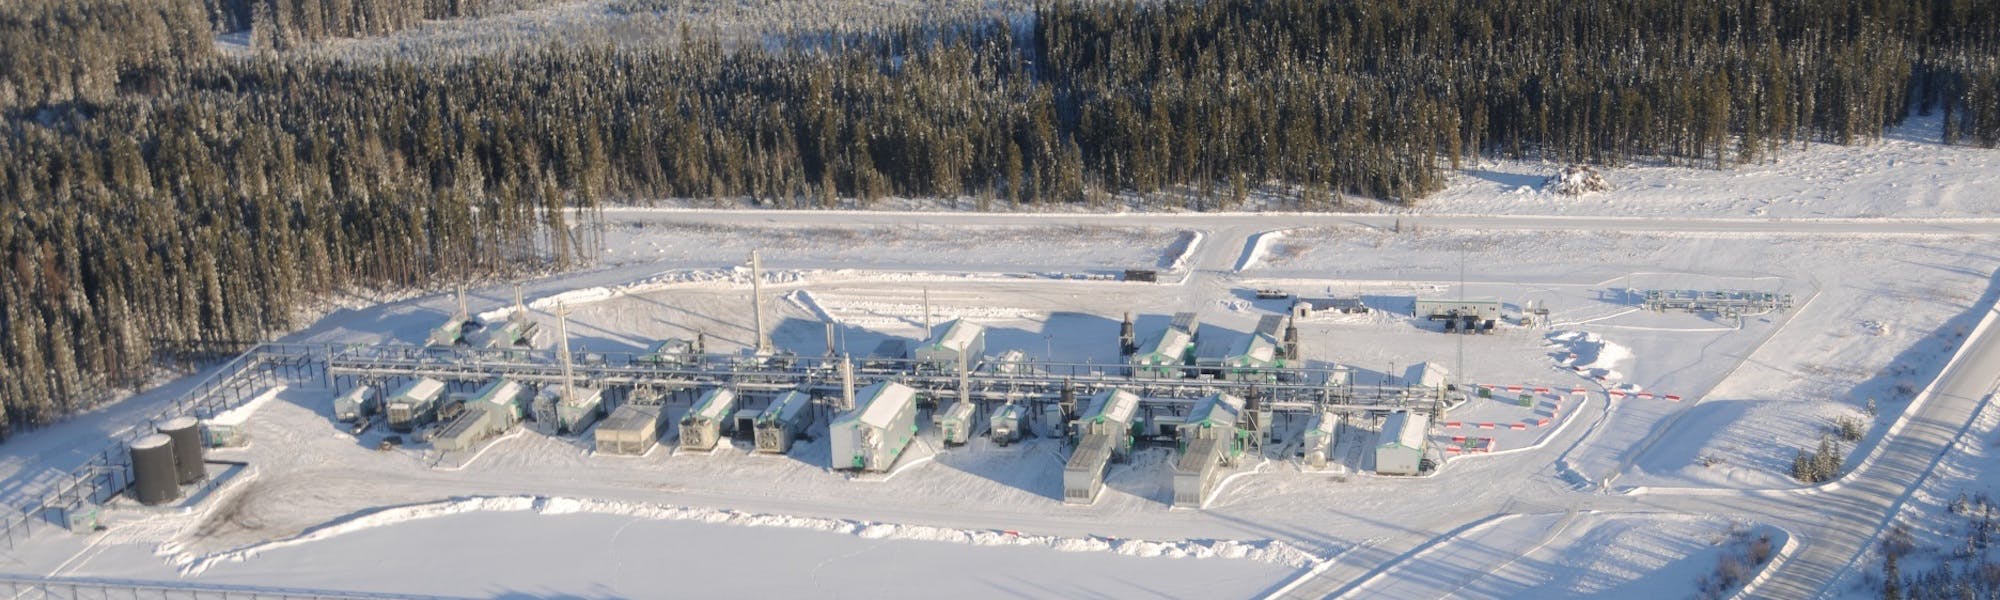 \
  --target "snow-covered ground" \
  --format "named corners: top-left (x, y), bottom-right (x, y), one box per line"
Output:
top-left (3, 132), bottom-right (1997, 598)
top-left (1418, 114), bottom-right (1998, 219)
top-left (1347, 513), bottom-right (1777, 599)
